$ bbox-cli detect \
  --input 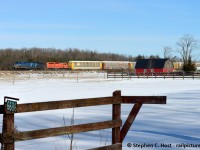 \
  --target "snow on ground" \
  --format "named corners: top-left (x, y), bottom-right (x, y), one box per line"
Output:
top-left (0, 76), bottom-right (200, 150)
